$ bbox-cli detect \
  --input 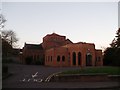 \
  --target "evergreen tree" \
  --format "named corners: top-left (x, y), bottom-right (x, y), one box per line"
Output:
top-left (115, 28), bottom-right (120, 48)
top-left (103, 28), bottom-right (120, 66)
top-left (110, 28), bottom-right (120, 48)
